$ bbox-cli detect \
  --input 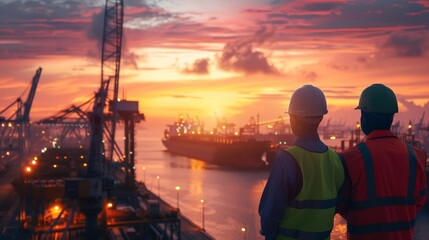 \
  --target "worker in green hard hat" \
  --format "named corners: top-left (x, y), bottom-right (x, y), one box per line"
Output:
top-left (259, 85), bottom-right (345, 240)
top-left (338, 84), bottom-right (427, 239)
